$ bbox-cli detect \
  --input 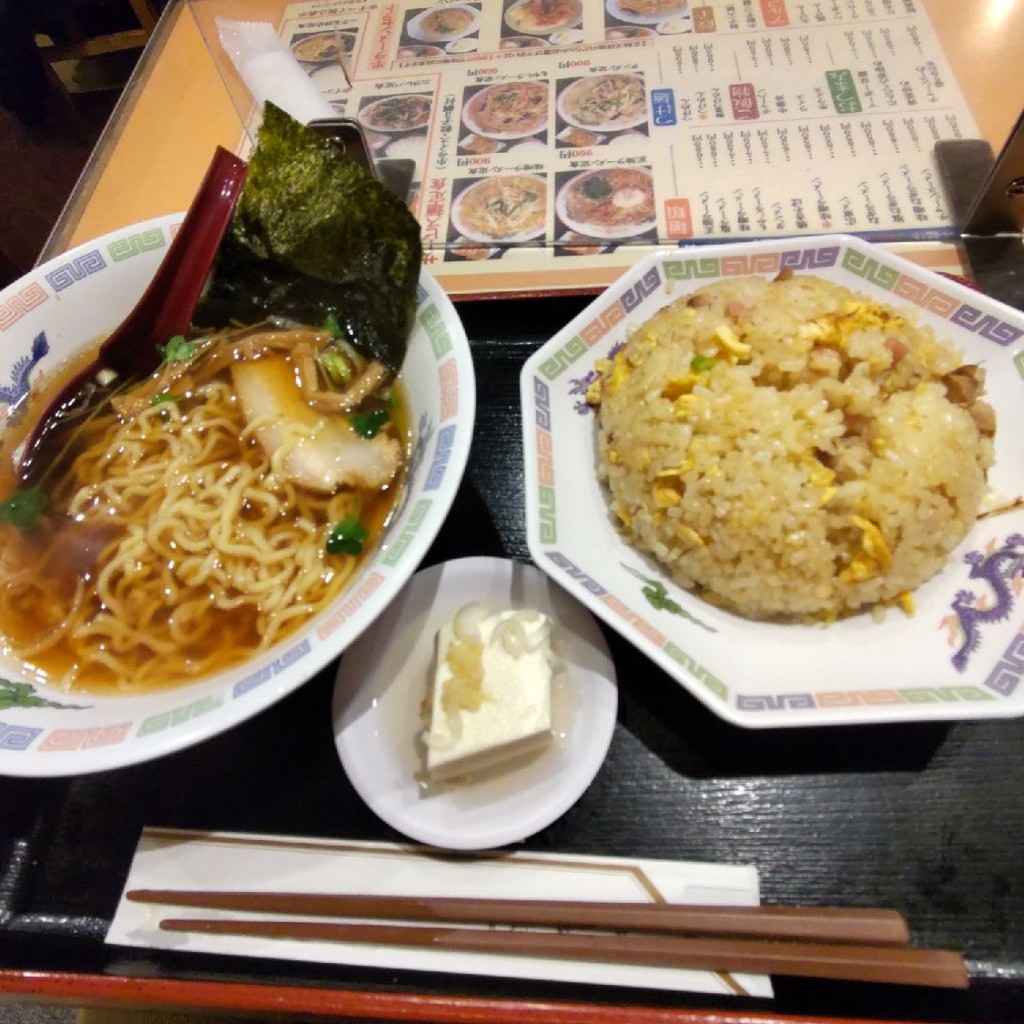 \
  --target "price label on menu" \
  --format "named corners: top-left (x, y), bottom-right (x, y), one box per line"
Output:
top-left (279, 0), bottom-right (977, 291)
